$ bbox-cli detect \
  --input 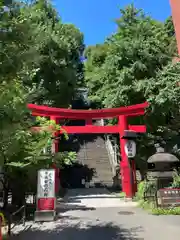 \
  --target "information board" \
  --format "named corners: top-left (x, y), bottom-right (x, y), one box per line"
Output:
top-left (158, 188), bottom-right (180, 208)
top-left (37, 169), bottom-right (55, 198)
top-left (37, 169), bottom-right (55, 211)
